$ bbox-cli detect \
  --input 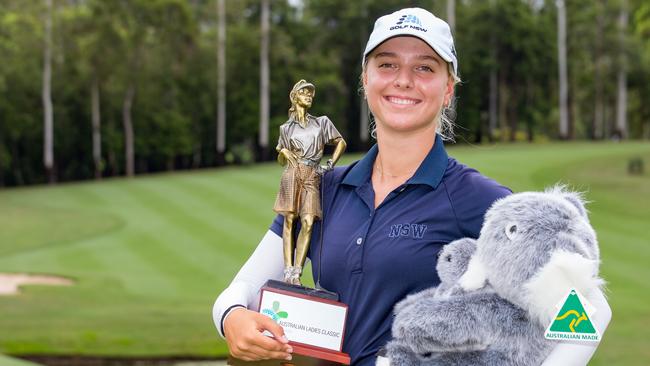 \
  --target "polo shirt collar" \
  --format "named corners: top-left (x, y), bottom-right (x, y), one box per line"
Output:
top-left (342, 134), bottom-right (448, 189)
top-left (288, 113), bottom-right (316, 126)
